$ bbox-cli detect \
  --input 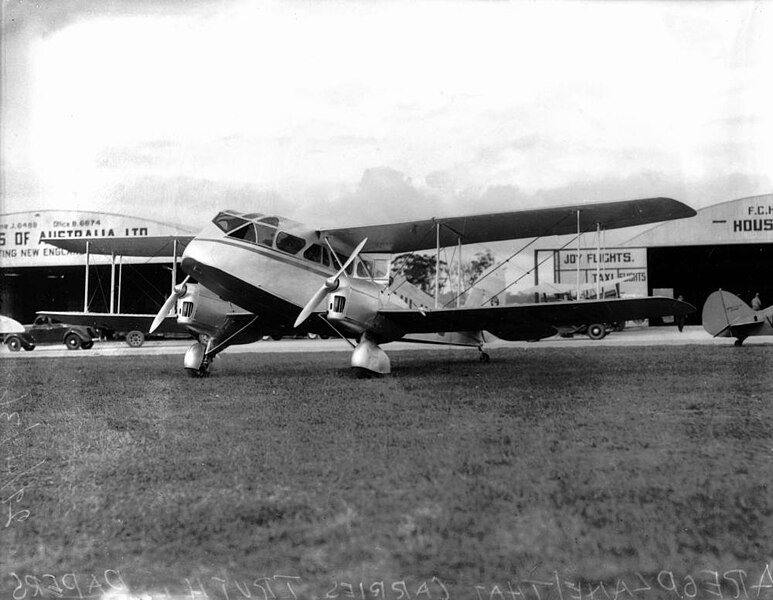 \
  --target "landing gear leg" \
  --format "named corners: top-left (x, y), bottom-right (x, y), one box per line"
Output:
top-left (478, 345), bottom-right (490, 363)
top-left (351, 334), bottom-right (390, 375)
top-left (184, 342), bottom-right (214, 377)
